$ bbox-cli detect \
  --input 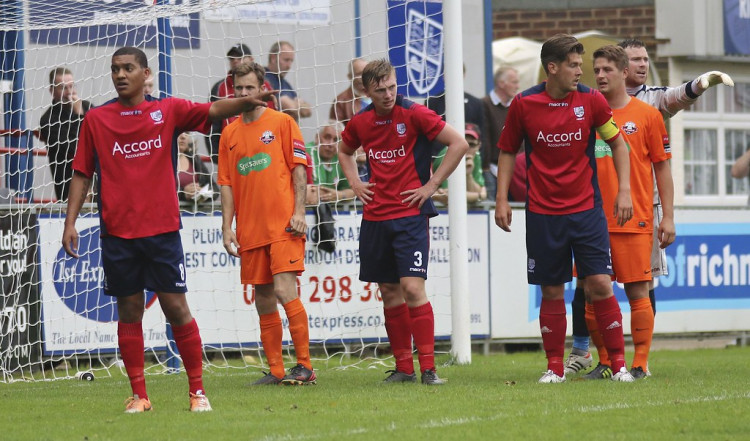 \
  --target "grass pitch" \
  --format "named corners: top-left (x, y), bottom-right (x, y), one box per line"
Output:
top-left (2, 346), bottom-right (748, 441)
